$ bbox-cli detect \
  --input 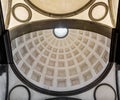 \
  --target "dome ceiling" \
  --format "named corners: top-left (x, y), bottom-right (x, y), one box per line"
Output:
top-left (11, 29), bottom-right (110, 92)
